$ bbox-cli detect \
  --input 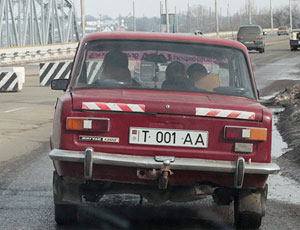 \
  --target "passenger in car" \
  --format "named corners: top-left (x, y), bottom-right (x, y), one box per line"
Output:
top-left (100, 50), bottom-right (132, 84)
top-left (161, 61), bottom-right (192, 90)
top-left (187, 63), bottom-right (209, 80)
top-left (187, 63), bottom-right (221, 91)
